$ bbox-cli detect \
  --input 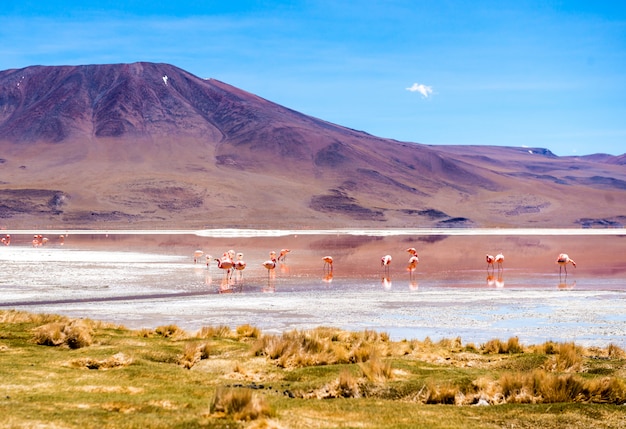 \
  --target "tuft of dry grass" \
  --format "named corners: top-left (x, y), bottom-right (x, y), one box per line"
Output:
top-left (70, 352), bottom-right (133, 370)
top-left (498, 369), bottom-right (626, 404)
top-left (237, 324), bottom-right (261, 339)
top-left (425, 382), bottom-right (458, 405)
top-left (178, 342), bottom-right (211, 369)
top-left (481, 337), bottom-right (524, 354)
top-left (554, 342), bottom-right (582, 372)
top-left (607, 343), bottom-right (625, 359)
top-left (32, 319), bottom-right (93, 348)
top-left (198, 325), bottom-right (234, 339)
top-left (64, 320), bottom-right (94, 349)
top-left (155, 324), bottom-right (187, 339)
top-left (359, 354), bottom-right (393, 382)
top-left (32, 322), bottom-right (66, 346)
top-left (210, 387), bottom-right (273, 421)
top-left (337, 368), bottom-right (361, 398)
top-left (253, 328), bottom-right (392, 368)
